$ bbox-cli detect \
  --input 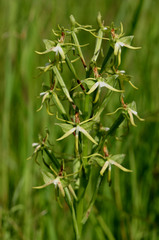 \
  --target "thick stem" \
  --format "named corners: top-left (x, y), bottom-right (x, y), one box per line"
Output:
top-left (65, 188), bottom-right (80, 240)
top-left (95, 113), bottom-right (125, 153)
top-left (82, 175), bottom-right (102, 224)
top-left (100, 46), bottom-right (113, 74)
